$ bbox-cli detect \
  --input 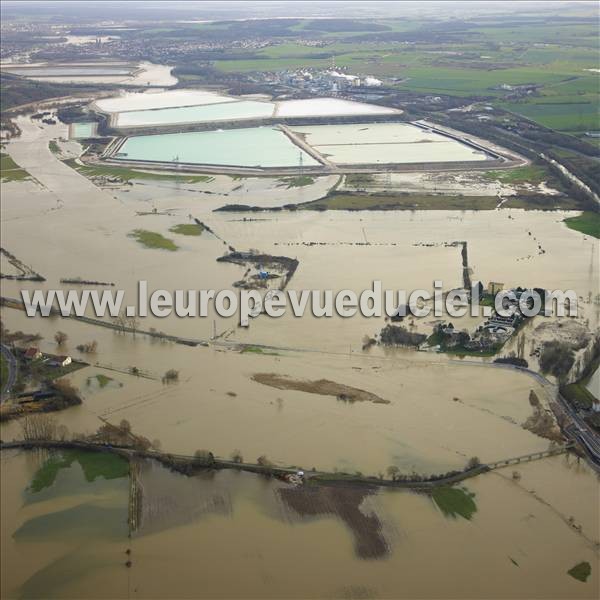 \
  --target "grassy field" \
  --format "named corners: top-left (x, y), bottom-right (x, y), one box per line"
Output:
top-left (564, 212), bottom-right (600, 238)
top-left (29, 450), bottom-right (129, 493)
top-left (302, 192), bottom-right (499, 211)
top-left (301, 190), bottom-right (583, 211)
top-left (431, 486), bottom-right (477, 520)
top-left (484, 165), bottom-right (549, 185)
top-left (128, 229), bottom-right (178, 251)
top-left (0, 152), bottom-right (30, 182)
top-left (561, 382), bottom-right (596, 409)
top-left (86, 373), bottom-right (119, 389)
top-left (277, 175), bottom-right (315, 188)
top-left (0, 355), bottom-right (7, 388)
top-left (169, 223), bottom-right (205, 236)
top-left (567, 562), bottom-right (592, 583)
top-left (203, 14), bottom-right (599, 133)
